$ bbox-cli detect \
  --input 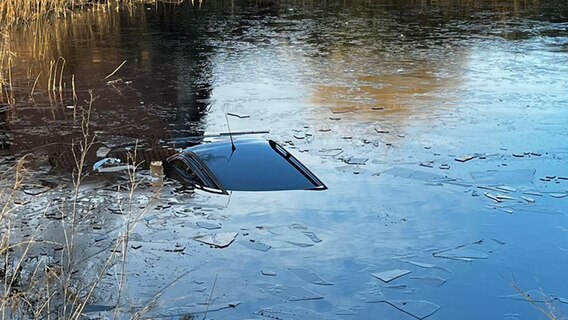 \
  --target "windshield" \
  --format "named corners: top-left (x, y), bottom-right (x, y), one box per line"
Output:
top-left (171, 138), bottom-right (326, 192)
